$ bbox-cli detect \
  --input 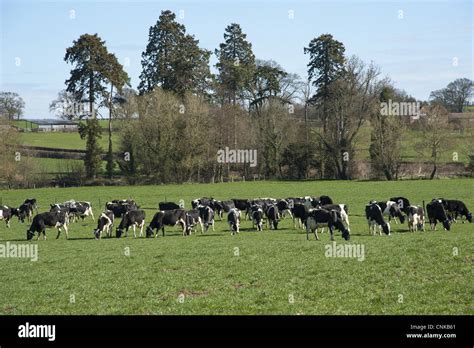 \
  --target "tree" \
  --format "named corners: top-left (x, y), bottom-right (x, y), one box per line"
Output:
top-left (369, 86), bottom-right (408, 180)
top-left (416, 104), bottom-right (451, 179)
top-left (138, 10), bottom-right (211, 97)
top-left (312, 56), bottom-right (384, 179)
top-left (430, 78), bottom-right (474, 112)
top-left (215, 23), bottom-right (255, 105)
top-left (0, 92), bottom-right (25, 120)
top-left (49, 90), bottom-right (87, 120)
top-left (65, 33), bottom-right (125, 178)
